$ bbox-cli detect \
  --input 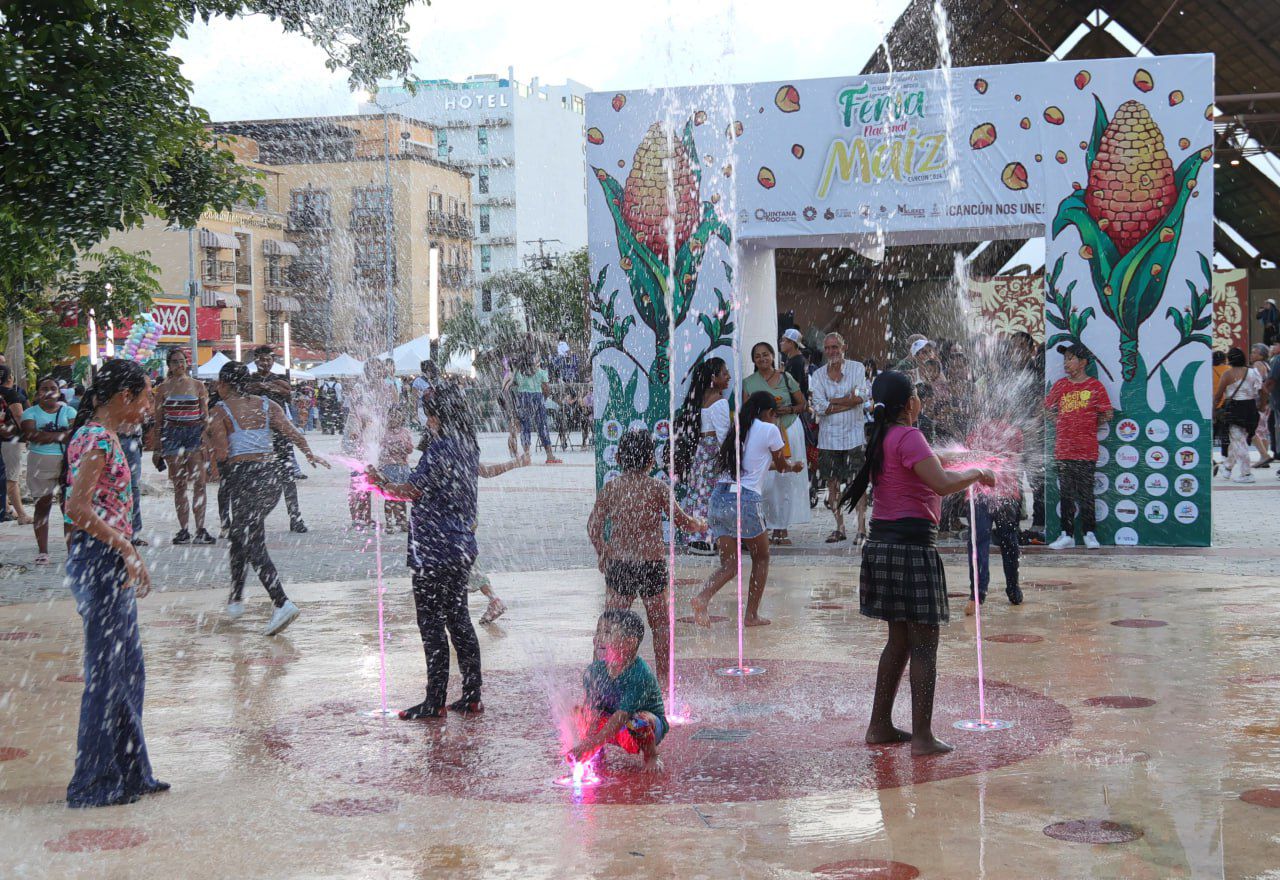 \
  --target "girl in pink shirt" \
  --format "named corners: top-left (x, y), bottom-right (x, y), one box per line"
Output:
top-left (840, 370), bottom-right (994, 757)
